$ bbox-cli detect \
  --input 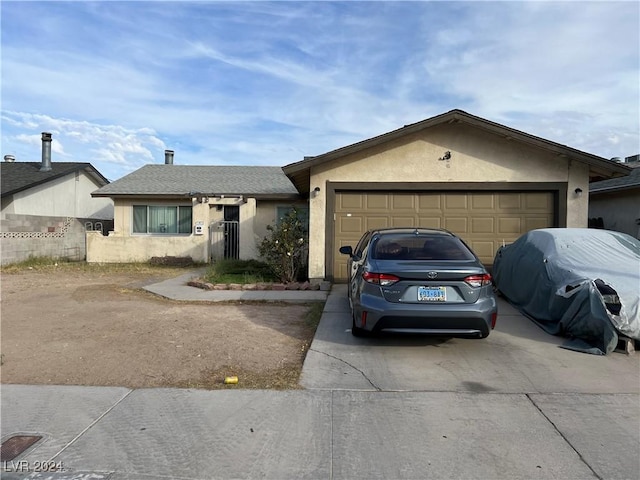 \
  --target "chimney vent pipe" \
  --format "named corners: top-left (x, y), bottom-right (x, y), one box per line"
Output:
top-left (165, 150), bottom-right (174, 165)
top-left (4, 154), bottom-right (16, 162)
top-left (40, 132), bottom-right (53, 172)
